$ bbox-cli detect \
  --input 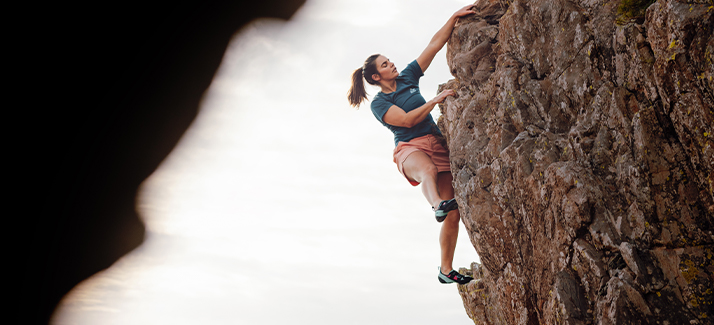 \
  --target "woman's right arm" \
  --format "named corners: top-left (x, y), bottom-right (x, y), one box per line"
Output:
top-left (382, 89), bottom-right (455, 128)
top-left (416, 4), bottom-right (476, 73)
